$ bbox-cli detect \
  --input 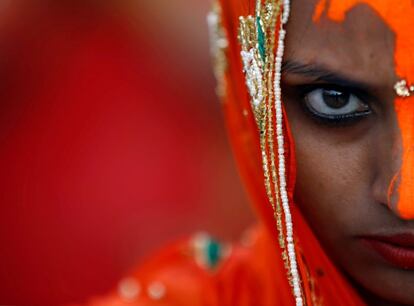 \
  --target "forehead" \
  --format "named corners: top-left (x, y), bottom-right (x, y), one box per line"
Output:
top-left (287, 0), bottom-right (414, 83)
top-left (285, 0), bottom-right (399, 84)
